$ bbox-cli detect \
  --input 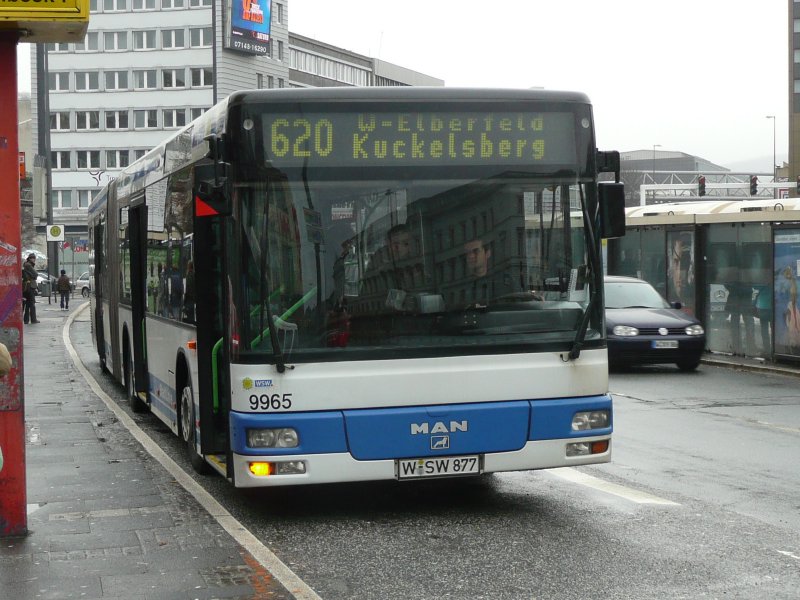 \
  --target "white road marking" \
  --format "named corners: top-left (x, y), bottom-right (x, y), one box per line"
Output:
top-left (548, 467), bottom-right (680, 505)
top-left (64, 304), bottom-right (322, 600)
top-left (777, 550), bottom-right (800, 561)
